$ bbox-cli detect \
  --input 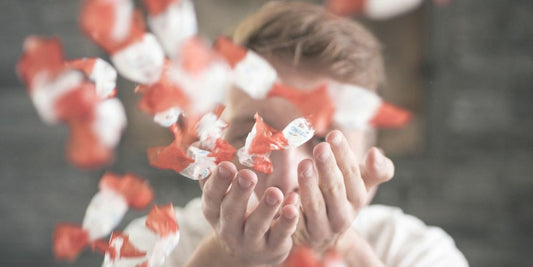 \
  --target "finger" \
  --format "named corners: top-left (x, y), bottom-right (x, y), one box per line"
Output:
top-left (360, 147), bottom-right (395, 190)
top-left (268, 204), bottom-right (299, 248)
top-left (297, 159), bottom-right (328, 238)
top-left (219, 169), bottom-right (258, 242)
top-left (244, 187), bottom-right (284, 244)
top-left (202, 162), bottom-right (237, 224)
top-left (283, 191), bottom-right (300, 207)
top-left (313, 142), bottom-right (352, 232)
top-left (326, 130), bottom-right (367, 209)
